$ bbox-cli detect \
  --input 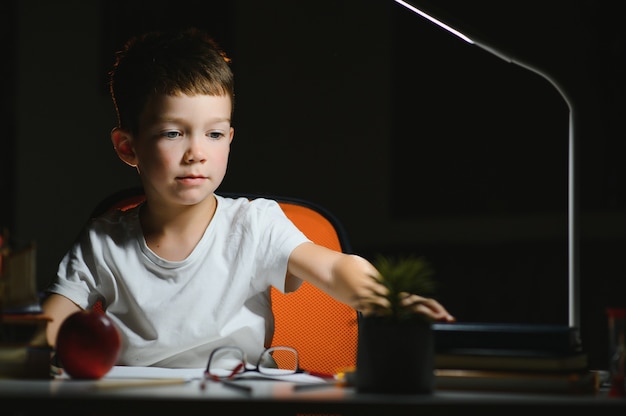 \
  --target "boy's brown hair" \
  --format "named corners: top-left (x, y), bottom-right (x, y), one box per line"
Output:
top-left (109, 27), bottom-right (234, 135)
